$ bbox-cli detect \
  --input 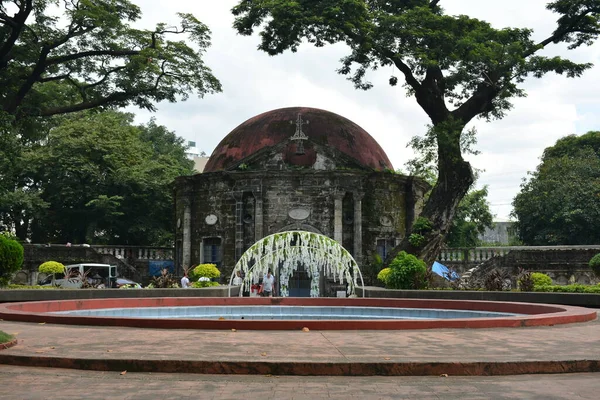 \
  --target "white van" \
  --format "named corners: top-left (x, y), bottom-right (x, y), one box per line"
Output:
top-left (43, 263), bottom-right (117, 288)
